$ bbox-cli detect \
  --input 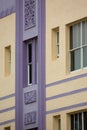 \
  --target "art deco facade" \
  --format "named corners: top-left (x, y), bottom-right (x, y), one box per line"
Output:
top-left (0, 0), bottom-right (87, 130)
top-left (16, 0), bottom-right (87, 130)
